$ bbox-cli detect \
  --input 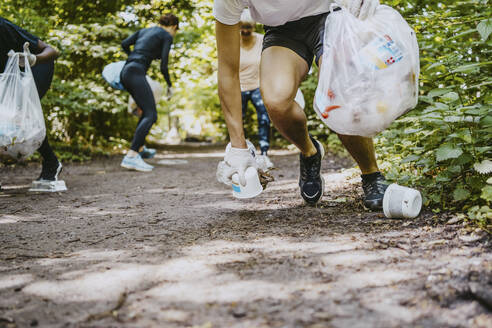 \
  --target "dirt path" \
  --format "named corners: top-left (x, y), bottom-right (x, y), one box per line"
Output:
top-left (0, 147), bottom-right (491, 328)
